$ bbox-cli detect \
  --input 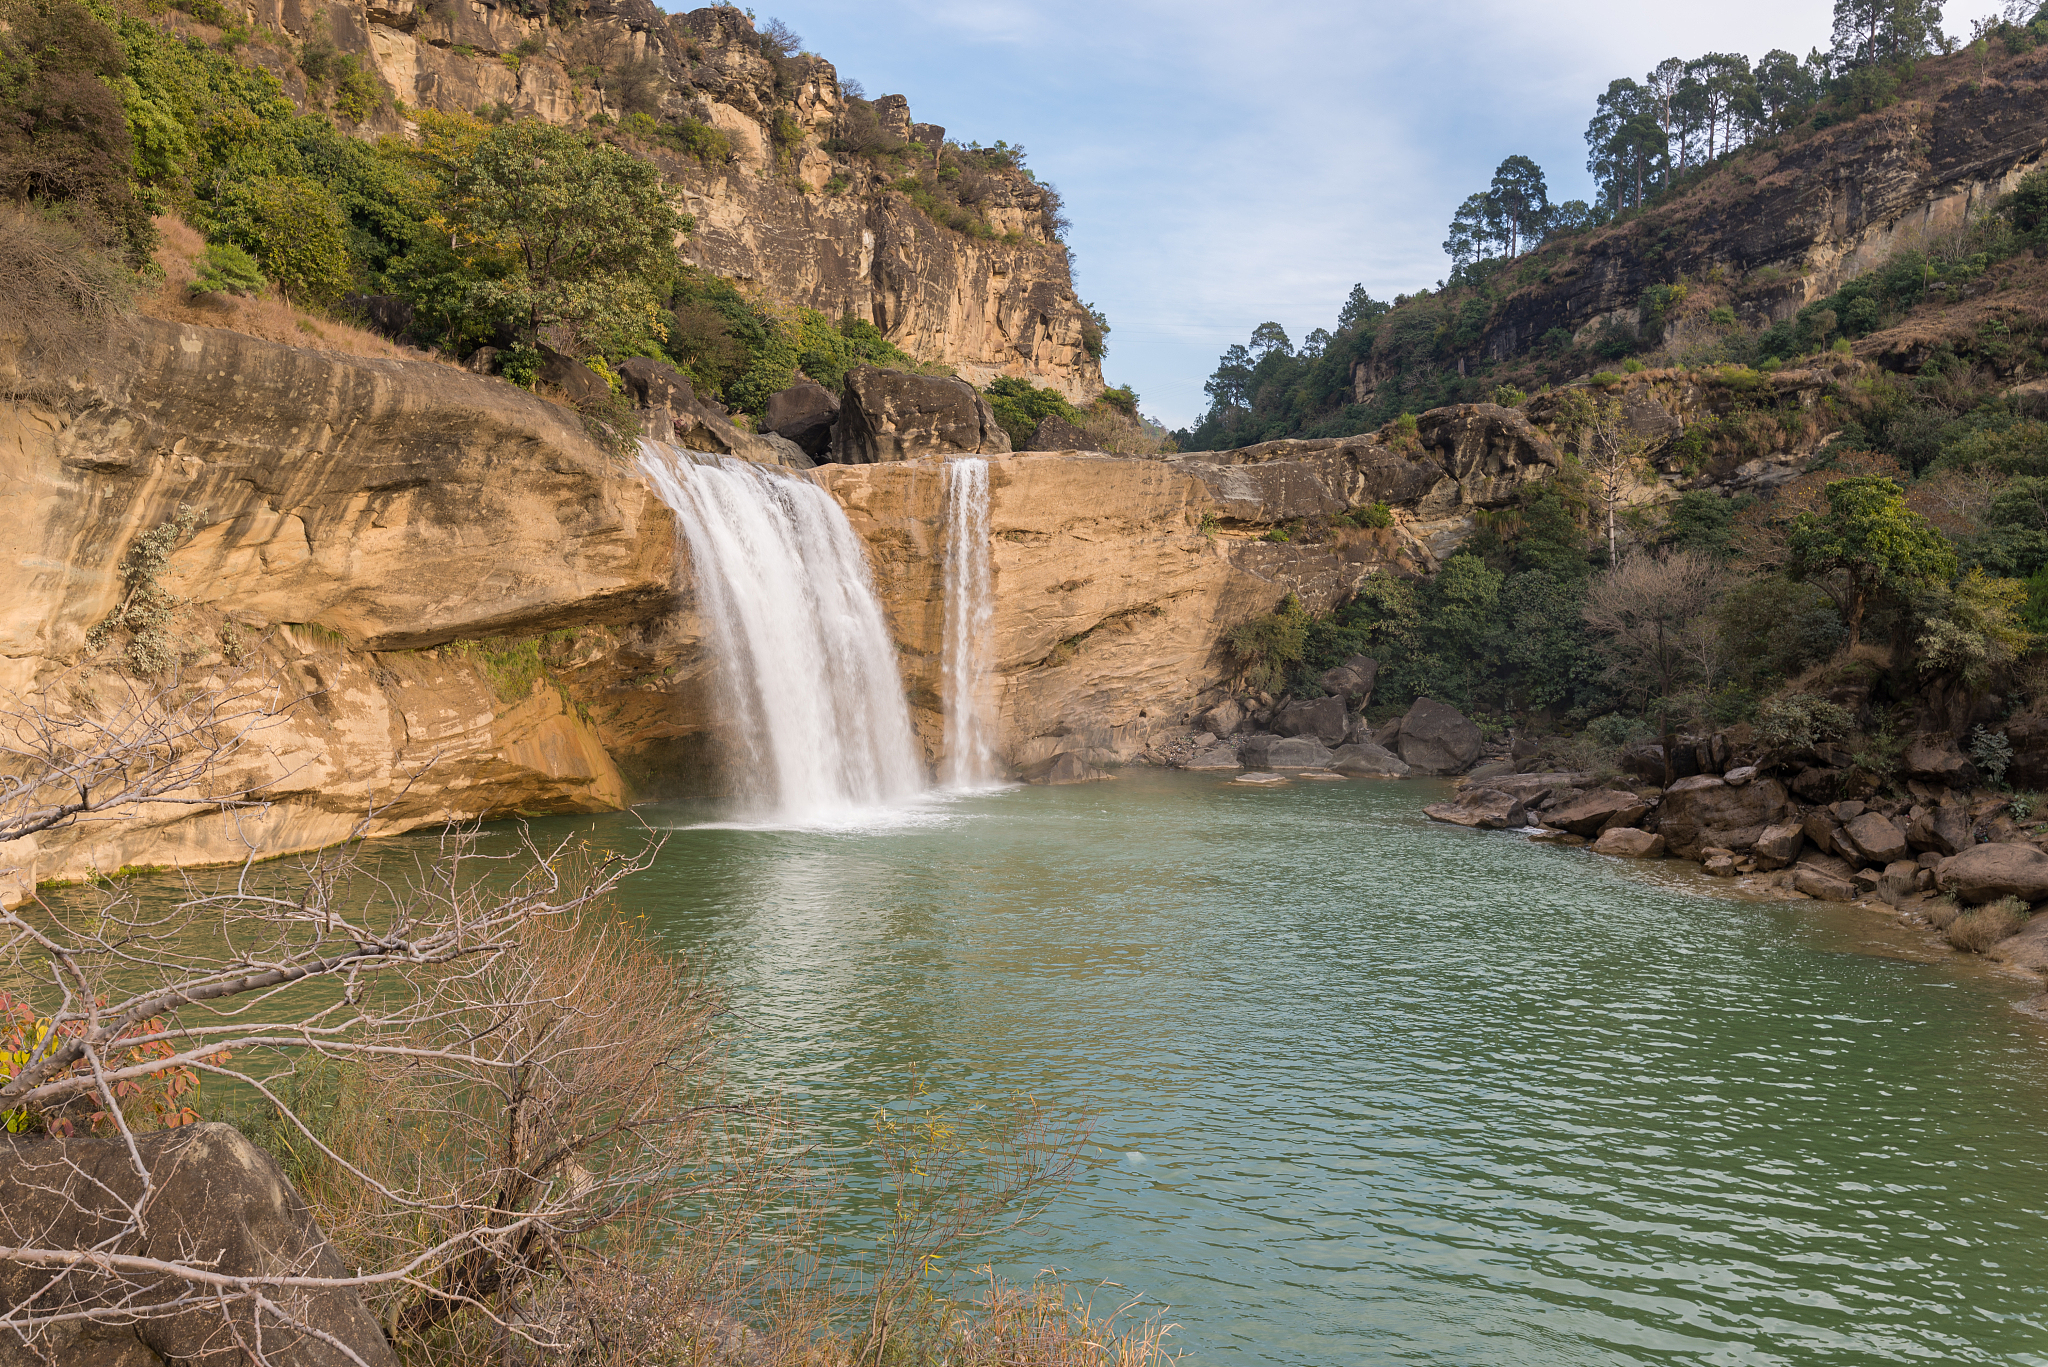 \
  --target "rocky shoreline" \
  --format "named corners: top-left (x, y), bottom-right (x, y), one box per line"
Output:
top-left (1143, 664), bottom-right (2048, 982)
